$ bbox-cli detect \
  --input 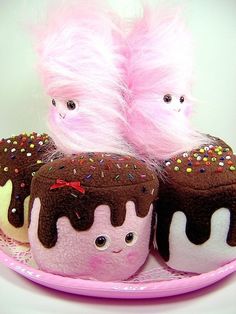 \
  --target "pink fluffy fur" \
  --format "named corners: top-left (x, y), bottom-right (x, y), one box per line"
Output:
top-left (35, 1), bottom-right (130, 155)
top-left (124, 5), bottom-right (210, 164)
top-left (34, 2), bottom-right (210, 166)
